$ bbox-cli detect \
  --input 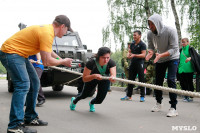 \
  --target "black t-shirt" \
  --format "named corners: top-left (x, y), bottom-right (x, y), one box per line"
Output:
top-left (86, 59), bottom-right (116, 75)
top-left (130, 40), bottom-right (146, 63)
